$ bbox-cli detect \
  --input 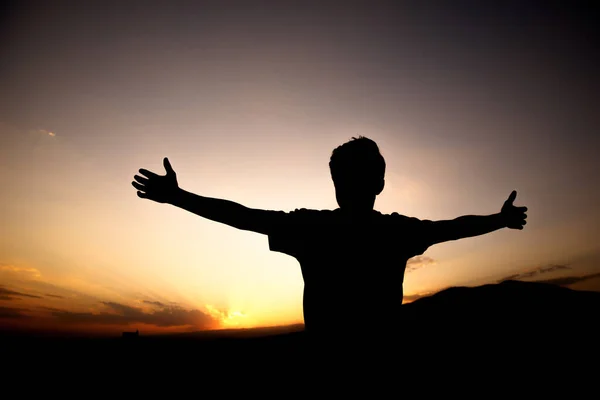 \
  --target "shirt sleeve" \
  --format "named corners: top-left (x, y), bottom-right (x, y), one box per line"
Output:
top-left (390, 212), bottom-right (436, 256)
top-left (267, 208), bottom-right (311, 259)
